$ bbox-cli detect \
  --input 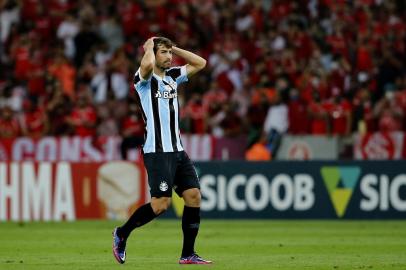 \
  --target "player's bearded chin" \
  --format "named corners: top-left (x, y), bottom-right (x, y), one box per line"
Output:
top-left (158, 62), bottom-right (170, 71)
